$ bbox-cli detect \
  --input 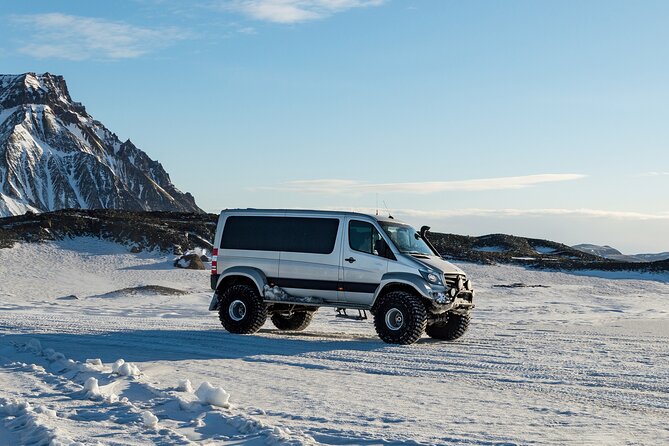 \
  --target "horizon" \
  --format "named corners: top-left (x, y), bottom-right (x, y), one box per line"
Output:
top-left (1, 1), bottom-right (668, 254)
